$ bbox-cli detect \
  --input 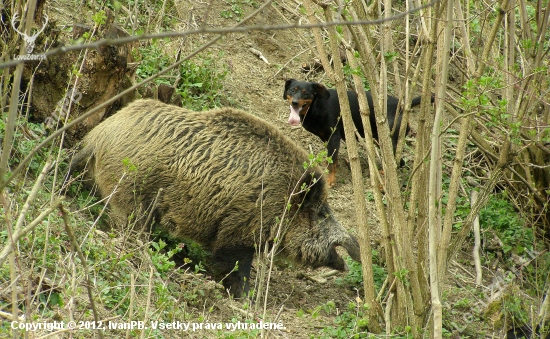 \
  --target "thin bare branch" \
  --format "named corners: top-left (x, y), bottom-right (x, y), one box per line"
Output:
top-left (0, 198), bottom-right (64, 268)
top-left (15, 159), bottom-right (53, 230)
top-left (59, 204), bottom-right (103, 339)
top-left (0, 0), bottom-right (440, 69)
